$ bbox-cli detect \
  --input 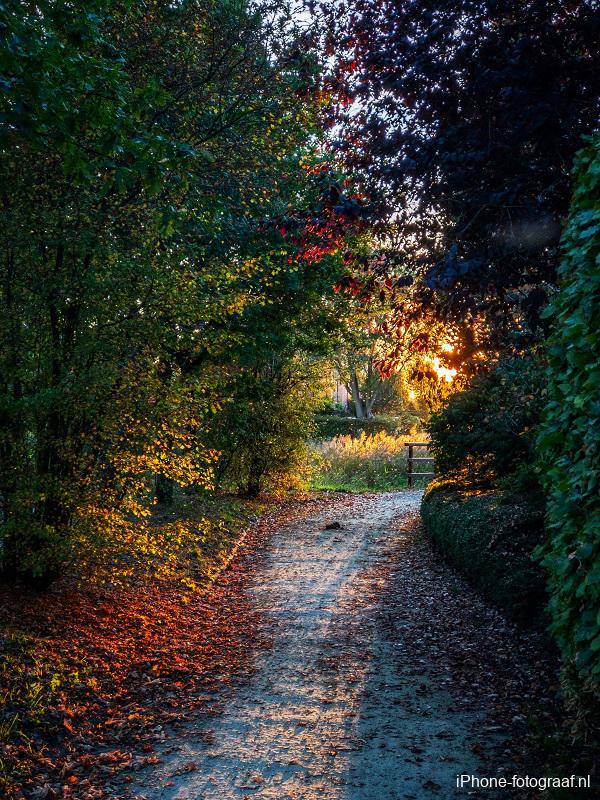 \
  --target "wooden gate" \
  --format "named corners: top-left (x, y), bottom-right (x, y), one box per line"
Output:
top-left (404, 442), bottom-right (435, 489)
